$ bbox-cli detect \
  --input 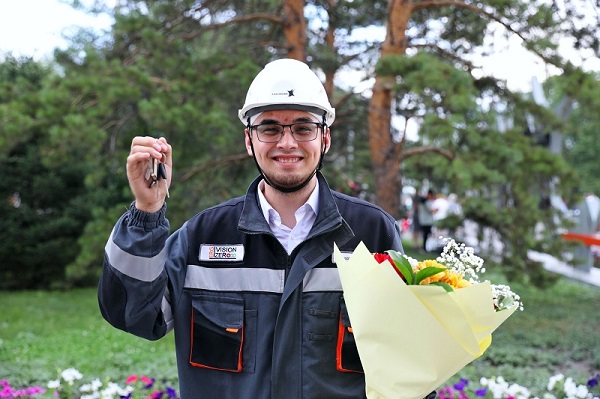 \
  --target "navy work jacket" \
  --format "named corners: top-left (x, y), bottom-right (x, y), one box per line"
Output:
top-left (99, 172), bottom-right (402, 399)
